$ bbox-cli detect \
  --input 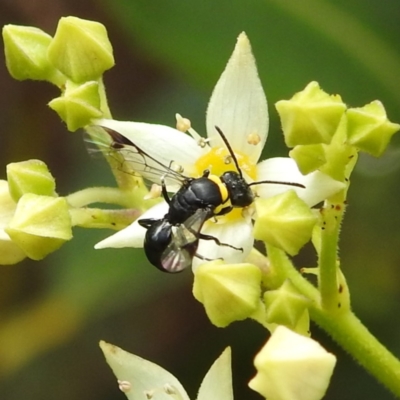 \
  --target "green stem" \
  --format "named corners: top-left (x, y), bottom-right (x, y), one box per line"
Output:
top-left (69, 207), bottom-right (139, 230)
top-left (98, 77), bottom-right (112, 119)
top-left (318, 201), bottom-right (344, 311)
top-left (266, 245), bottom-right (319, 301)
top-left (312, 309), bottom-right (400, 397)
top-left (90, 77), bottom-right (141, 190)
top-left (66, 187), bottom-right (148, 210)
top-left (266, 245), bottom-right (400, 397)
